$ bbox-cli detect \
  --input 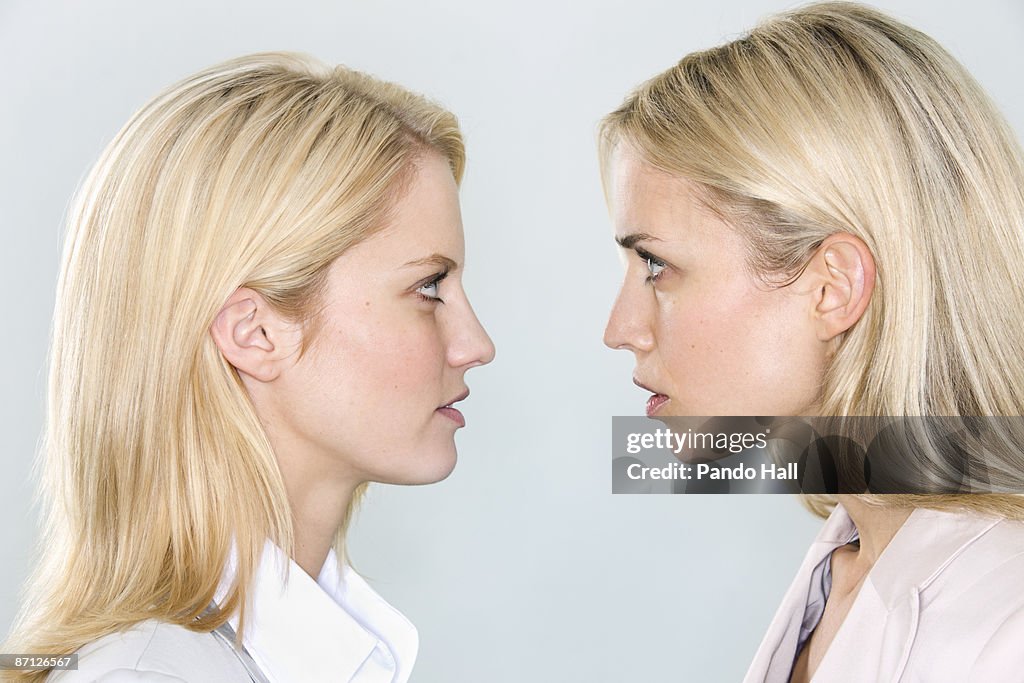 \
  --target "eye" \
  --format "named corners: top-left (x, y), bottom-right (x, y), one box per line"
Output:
top-left (416, 271), bottom-right (447, 304)
top-left (643, 254), bottom-right (667, 284)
